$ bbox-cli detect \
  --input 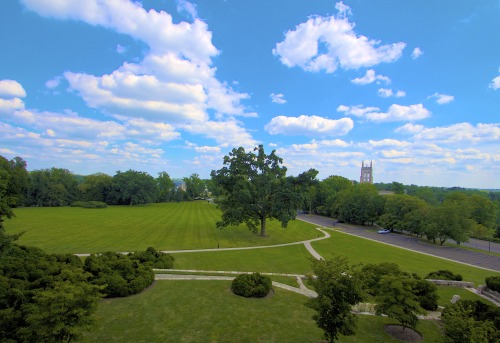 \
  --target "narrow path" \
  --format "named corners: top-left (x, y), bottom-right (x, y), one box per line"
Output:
top-left (75, 227), bottom-right (330, 260)
top-left (154, 272), bottom-right (317, 297)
